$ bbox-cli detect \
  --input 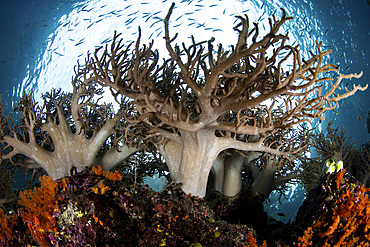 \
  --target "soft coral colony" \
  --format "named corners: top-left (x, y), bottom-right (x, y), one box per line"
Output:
top-left (291, 169), bottom-right (370, 246)
top-left (0, 2), bottom-right (368, 246)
